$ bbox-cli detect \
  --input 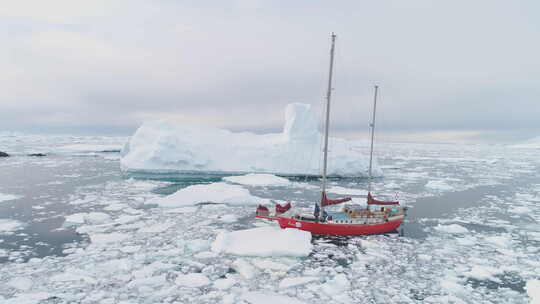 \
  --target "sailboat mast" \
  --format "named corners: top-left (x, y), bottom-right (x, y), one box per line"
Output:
top-left (367, 85), bottom-right (378, 210)
top-left (321, 33), bottom-right (336, 214)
